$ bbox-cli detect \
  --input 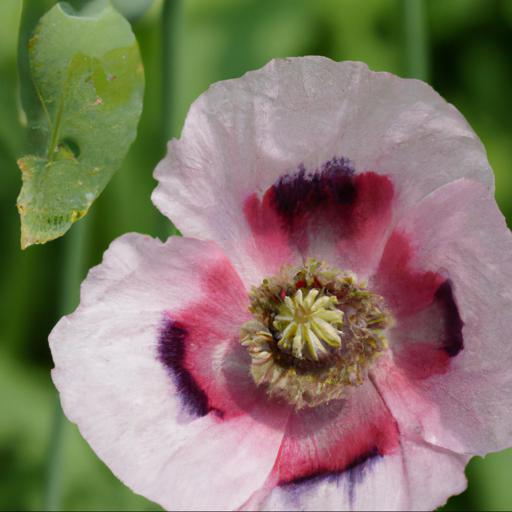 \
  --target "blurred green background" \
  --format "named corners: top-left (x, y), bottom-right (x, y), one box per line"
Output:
top-left (1, 0), bottom-right (512, 510)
